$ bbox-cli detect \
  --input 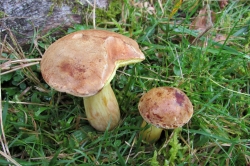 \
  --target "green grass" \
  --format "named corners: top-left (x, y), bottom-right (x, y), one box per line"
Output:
top-left (1, 0), bottom-right (250, 165)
